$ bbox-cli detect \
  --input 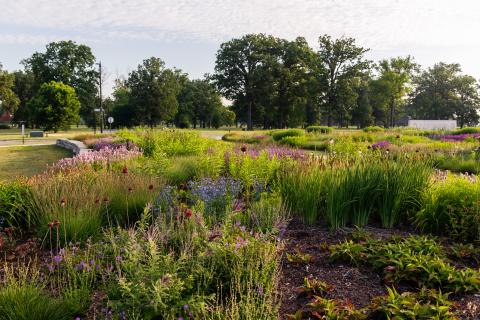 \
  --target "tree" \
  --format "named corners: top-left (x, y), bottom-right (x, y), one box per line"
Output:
top-left (175, 79), bottom-right (225, 128)
top-left (317, 35), bottom-right (370, 126)
top-left (408, 62), bottom-right (480, 126)
top-left (28, 81), bottom-right (80, 132)
top-left (214, 34), bottom-right (279, 130)
top-left (273, 37), bottom-right (318, 128)
top-left (22, 41), bottom-right (98, 126)
top-left (108, 79), bottom-right (135, 128)
top-left (12, 70), bottom-right (36, 125)
top-left (369, 56), bottom-right (417, 127)
top-left (351, 80), bottom-right (373, 128)
top-left (127, 57), bottom-right (181, 127)
top-left (0, 63), bottom-right (20, 115)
